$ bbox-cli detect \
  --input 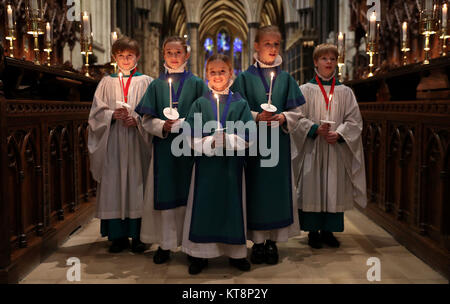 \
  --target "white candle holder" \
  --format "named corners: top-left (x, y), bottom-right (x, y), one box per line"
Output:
top-left (260, 72), bottom-right (278, 113)
top-left (164, 78), bottom-right (179, 120)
